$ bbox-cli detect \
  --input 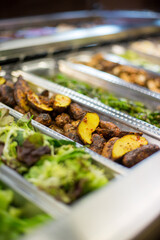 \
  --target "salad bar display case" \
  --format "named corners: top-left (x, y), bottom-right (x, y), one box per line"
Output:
top-left (0, 10), bottom-right (160, 240)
